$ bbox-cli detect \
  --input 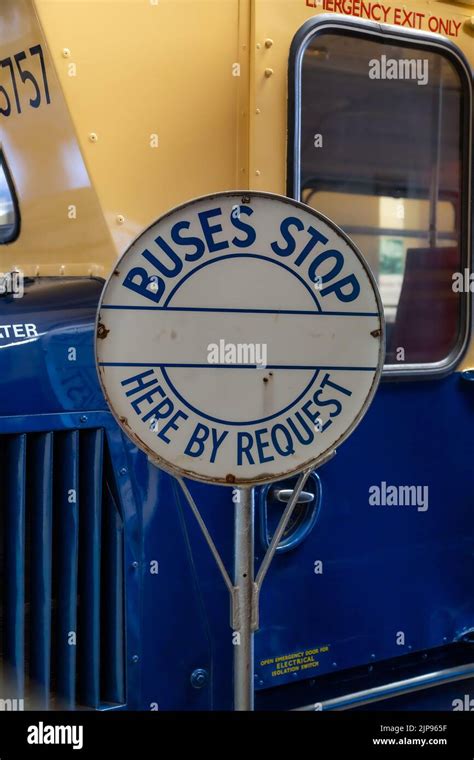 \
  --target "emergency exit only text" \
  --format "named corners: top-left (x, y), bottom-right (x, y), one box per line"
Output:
top-left (306, 0), bottom-right (463, 37)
